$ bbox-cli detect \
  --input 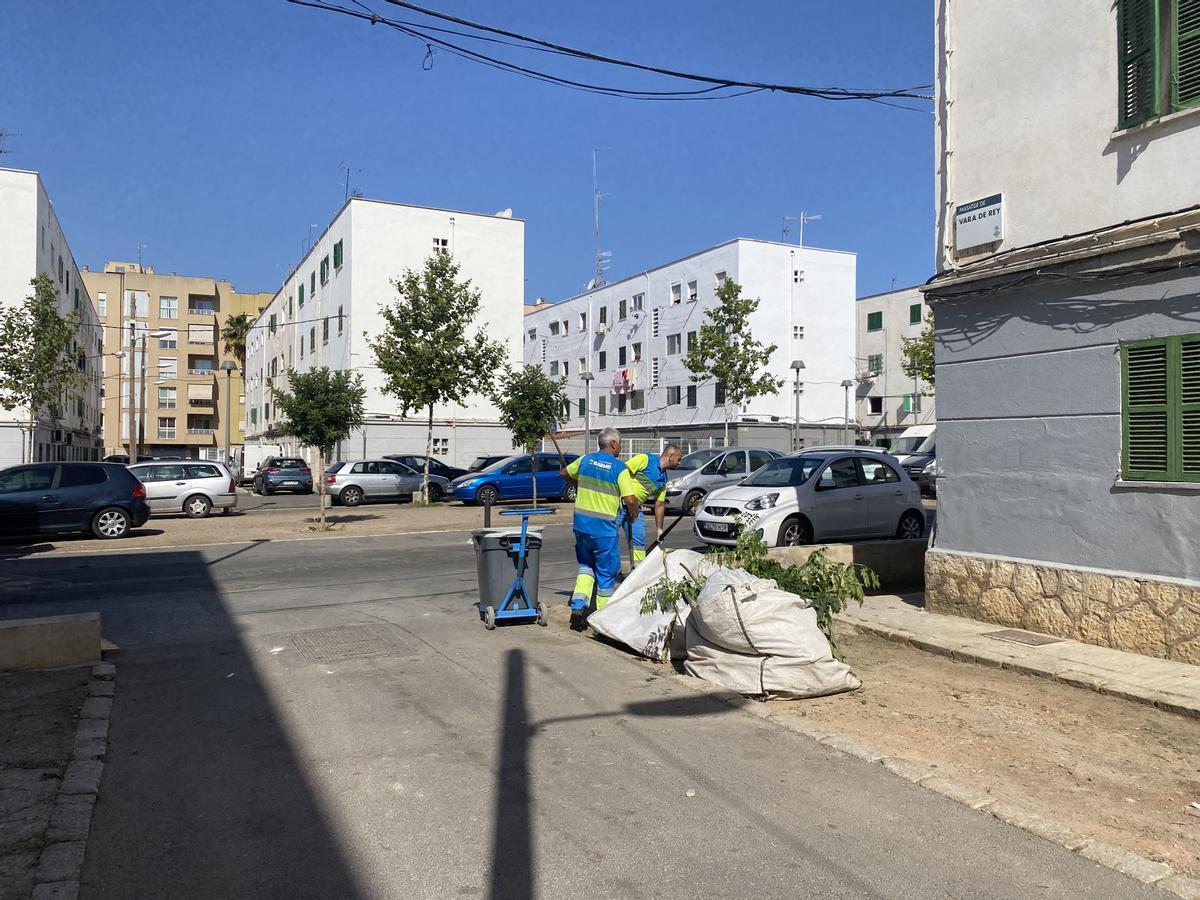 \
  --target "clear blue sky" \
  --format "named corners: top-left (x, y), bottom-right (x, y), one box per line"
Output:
top-left (2, 1), bottom-right (933, 302)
